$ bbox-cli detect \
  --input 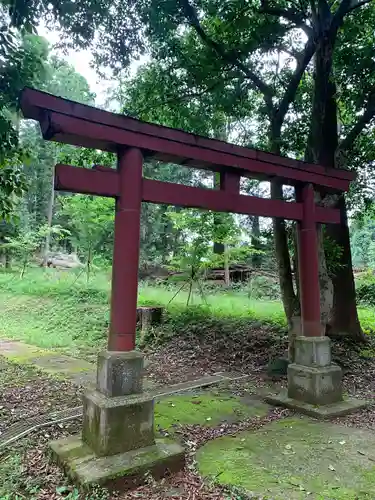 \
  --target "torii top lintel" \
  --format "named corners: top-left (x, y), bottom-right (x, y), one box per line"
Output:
top-left (20, 87), bottom-right (354, 192)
